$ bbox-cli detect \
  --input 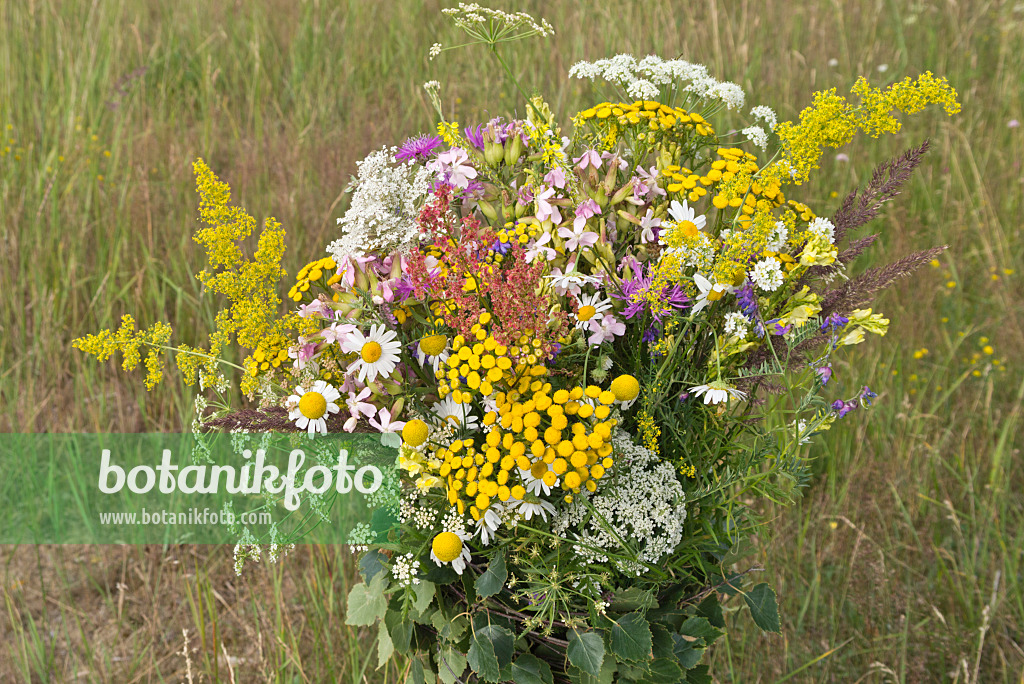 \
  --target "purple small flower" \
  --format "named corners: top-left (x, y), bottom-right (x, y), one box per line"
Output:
top-left (832, 399), bottom-right (858, 418)
top-left (815, 365), bottom-right (833, 385)
top-left (821, 313), bottom-right (849, 332)
top-left (765, 318), bottom-right (791, 336)
top-left (463, 124), bottom-right (486, 150)
top-left (678, 392), bottom-right (691, 403)
top-left (395, 135), bottom-right (443, 162)
top-left (859, 386), bottom-right (878, 406)
top-left (642, 325), bottom-right (660, 343)
top-left (1008, 119), bottom-right (1021, 129)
